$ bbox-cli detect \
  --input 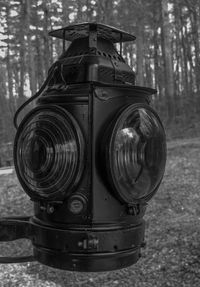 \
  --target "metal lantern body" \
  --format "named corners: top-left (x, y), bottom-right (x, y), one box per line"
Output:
top-left (1, 23), bottom-right (166, 272)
